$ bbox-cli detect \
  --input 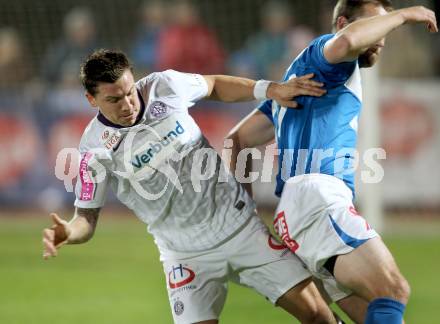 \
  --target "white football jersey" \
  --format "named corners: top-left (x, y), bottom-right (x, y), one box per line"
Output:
top-left (74, 70), bottom-right (255, 254)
